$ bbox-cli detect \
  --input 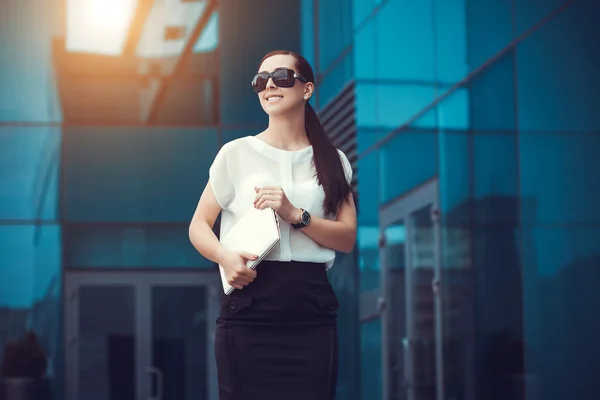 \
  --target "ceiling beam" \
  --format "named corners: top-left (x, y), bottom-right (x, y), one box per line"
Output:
top-left (144, 0), bottom-right (218, 124)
